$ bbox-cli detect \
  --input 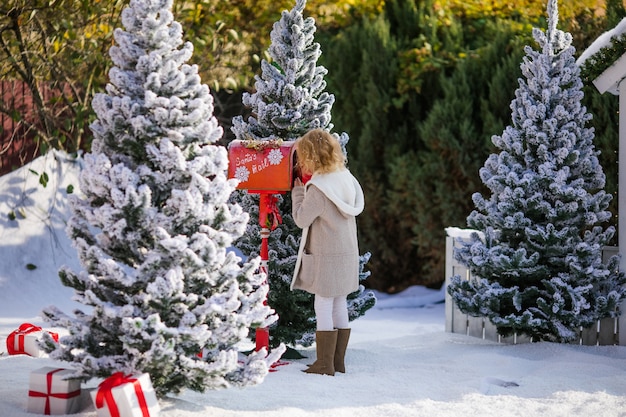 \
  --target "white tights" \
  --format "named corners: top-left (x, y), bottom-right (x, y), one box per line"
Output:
top-left (314, 295), bottom-right (349, 331)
